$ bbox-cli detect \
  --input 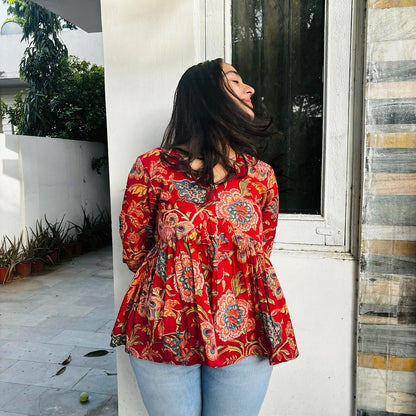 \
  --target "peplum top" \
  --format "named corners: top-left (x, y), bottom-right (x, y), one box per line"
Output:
top-left (111, 147), bottom-right (299, 367)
